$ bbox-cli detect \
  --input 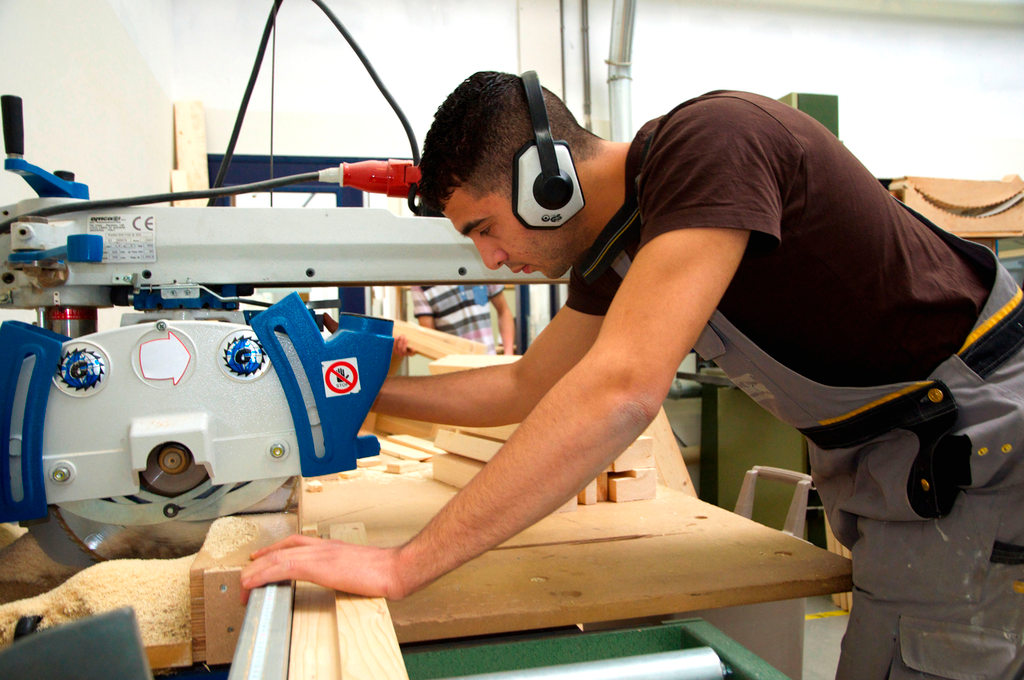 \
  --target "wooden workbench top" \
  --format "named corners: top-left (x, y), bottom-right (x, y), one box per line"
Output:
top-left (301, 470), bottom-right (851, 643)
